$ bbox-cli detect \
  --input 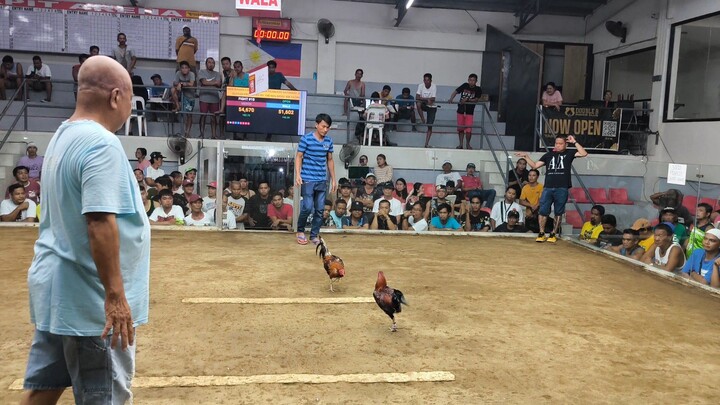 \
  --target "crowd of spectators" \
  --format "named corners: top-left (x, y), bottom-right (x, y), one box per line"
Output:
top-left (3, 141), bottom-right (719, 288)
top-left (573, 197), bottom-right (720, 287)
